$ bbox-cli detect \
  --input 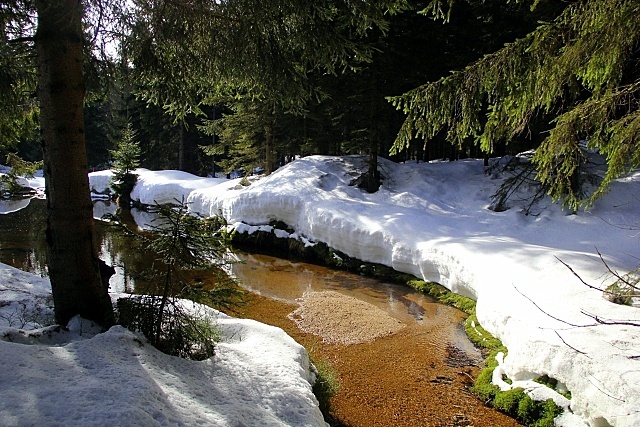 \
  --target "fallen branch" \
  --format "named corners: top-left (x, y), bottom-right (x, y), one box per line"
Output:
top-left (554, 256), bottom-right (612, 295)
top-left (513, 285), bottom-right (596, 328)
top-left (580, 310), bottom-right (640, 328)
top-left (595, 248), bottom-right (639, 292)
top-left (554, 330), bottom-right (588, 355)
